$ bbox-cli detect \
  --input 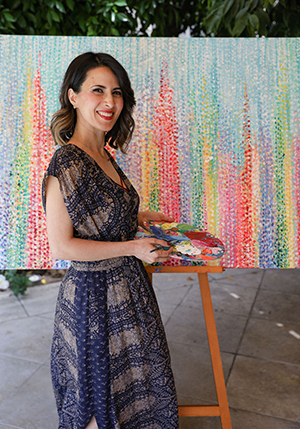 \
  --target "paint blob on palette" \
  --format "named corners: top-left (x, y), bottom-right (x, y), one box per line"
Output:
top-left (136, 222), bottom-right (225, 262)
